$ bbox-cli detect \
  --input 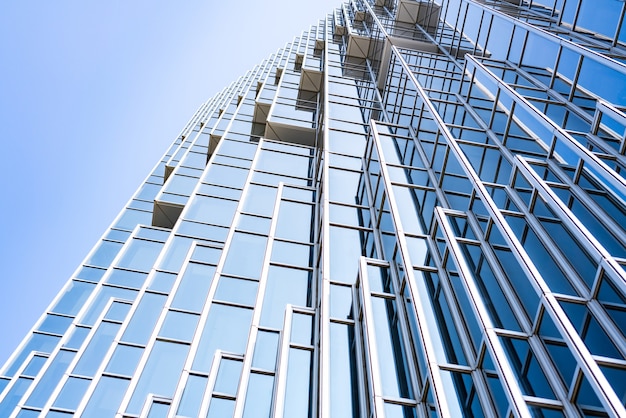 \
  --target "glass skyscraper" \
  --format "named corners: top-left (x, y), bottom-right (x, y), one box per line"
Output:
top-left (2, 0), bottom-right (626, 416)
